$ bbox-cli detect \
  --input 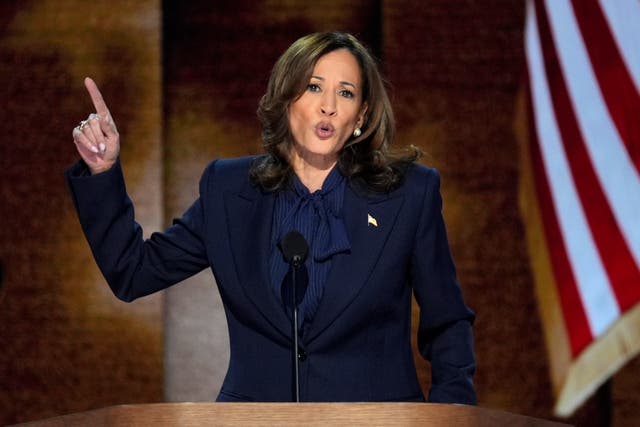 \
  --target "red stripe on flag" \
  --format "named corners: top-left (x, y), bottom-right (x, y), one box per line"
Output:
top-left (525, 79), bottom-right (592, 356)
top-left (535, 0), bottom-right (640, 315)
top-left (571, 0), bottom-right (640, 174)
